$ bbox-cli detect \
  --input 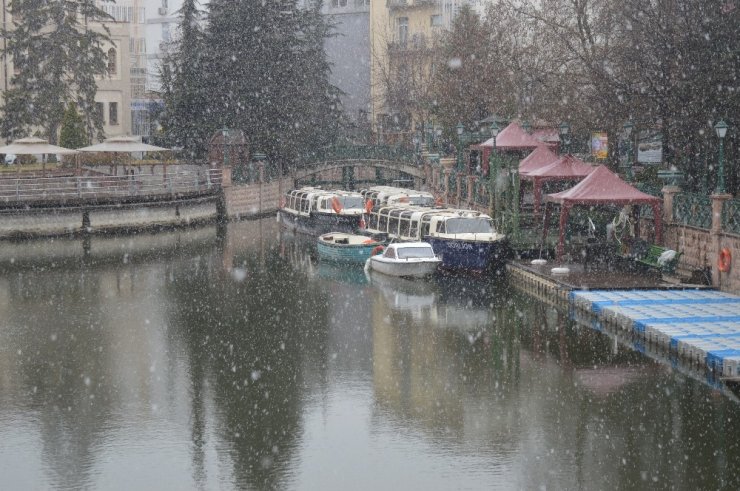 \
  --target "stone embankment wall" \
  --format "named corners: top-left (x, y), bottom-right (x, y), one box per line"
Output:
top-left (0, 198), bottom-right (218, 238)
top-left (660, 187), bottom-right (740, 294)
top-left (222, 178), bottom-right (293, 219)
